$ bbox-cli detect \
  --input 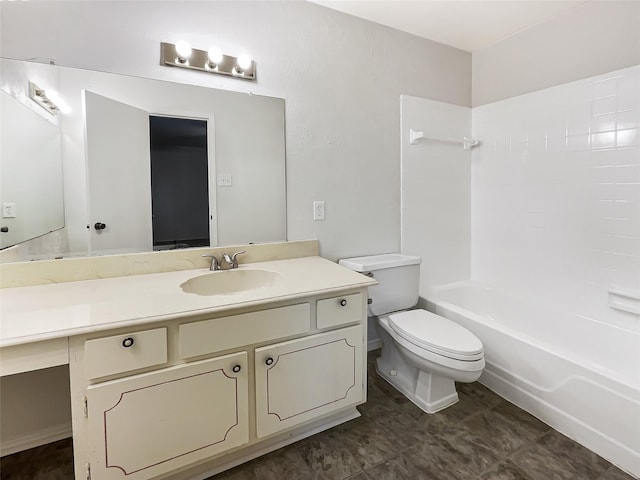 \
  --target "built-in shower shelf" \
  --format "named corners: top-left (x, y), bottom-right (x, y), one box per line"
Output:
top-left (608, 288), bottom-right (640, 314)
